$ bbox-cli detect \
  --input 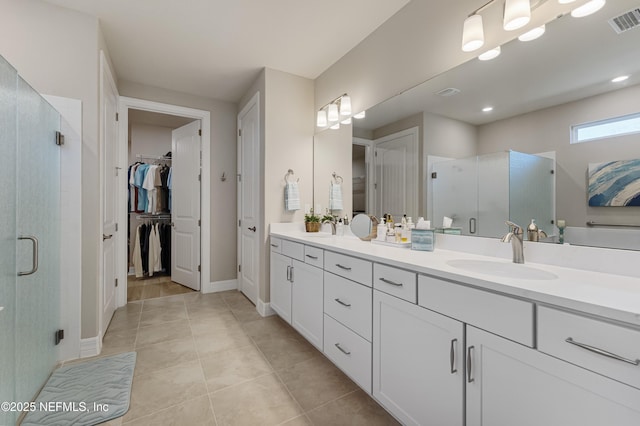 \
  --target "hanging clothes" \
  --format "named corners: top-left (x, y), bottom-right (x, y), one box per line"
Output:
top-left (132, 225), bottom-right (143, 278)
